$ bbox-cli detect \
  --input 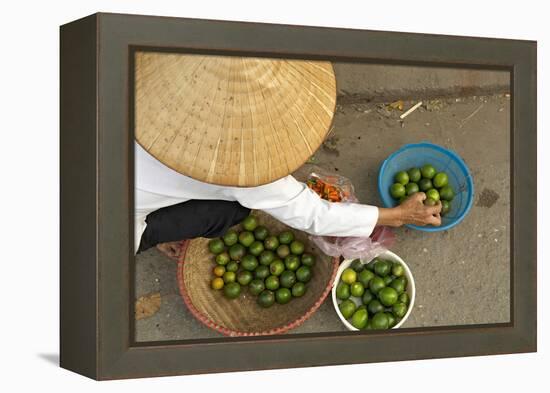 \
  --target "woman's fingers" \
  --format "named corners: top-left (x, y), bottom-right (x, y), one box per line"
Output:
top-left (427, 213), bottom-right (442, 226)
top-left (413, 192), bottom-right (427, 202)
top-left (427, 201), bottom-right (443, 215)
